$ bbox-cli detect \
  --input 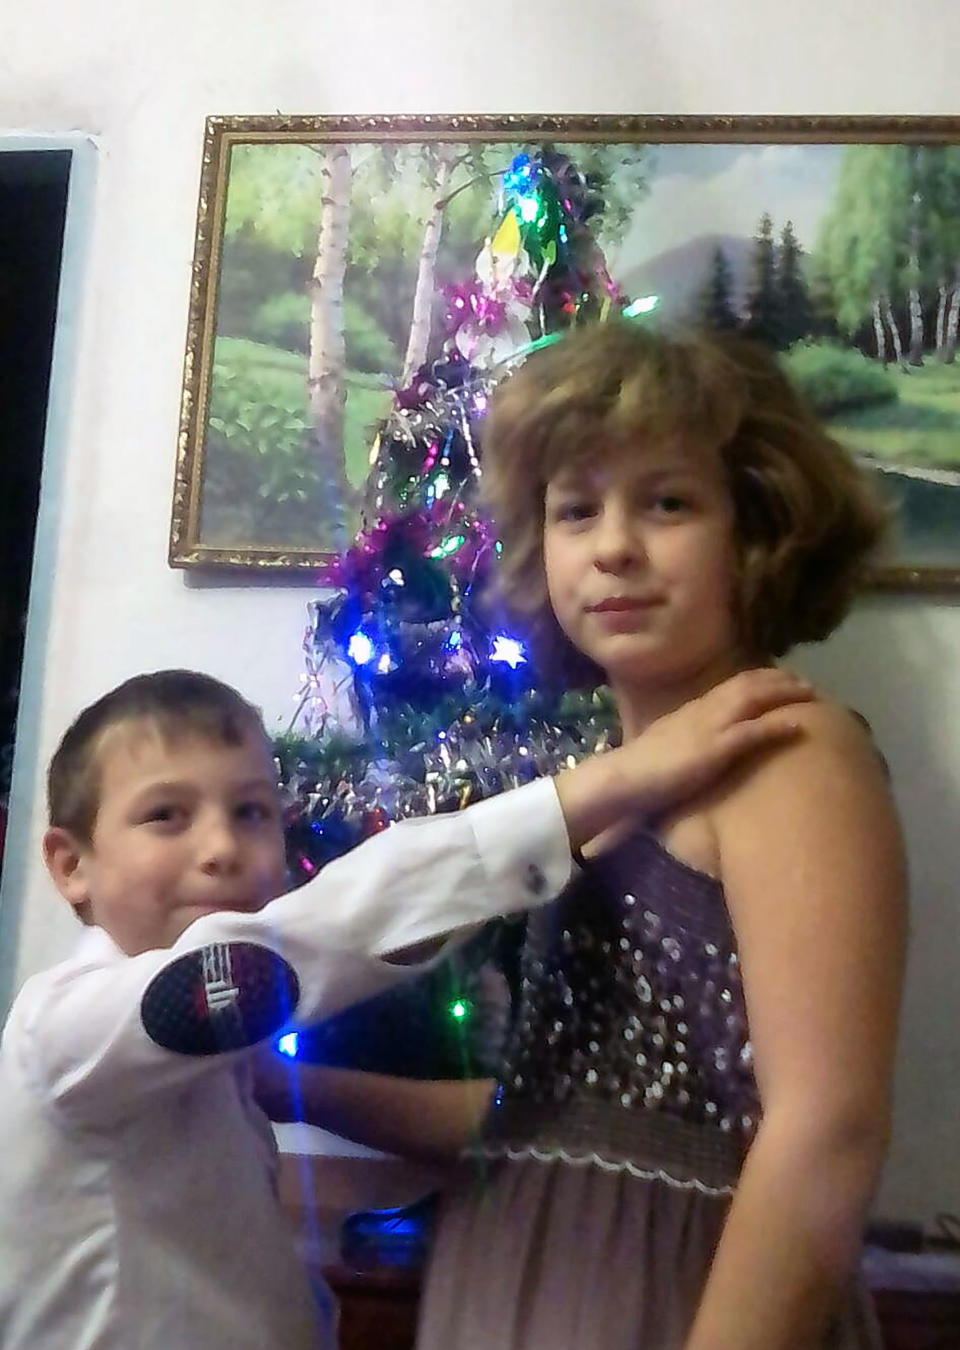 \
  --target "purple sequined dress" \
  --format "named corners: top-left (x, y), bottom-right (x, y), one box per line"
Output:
top-left (417, 832), bottom-right (882, 1350)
